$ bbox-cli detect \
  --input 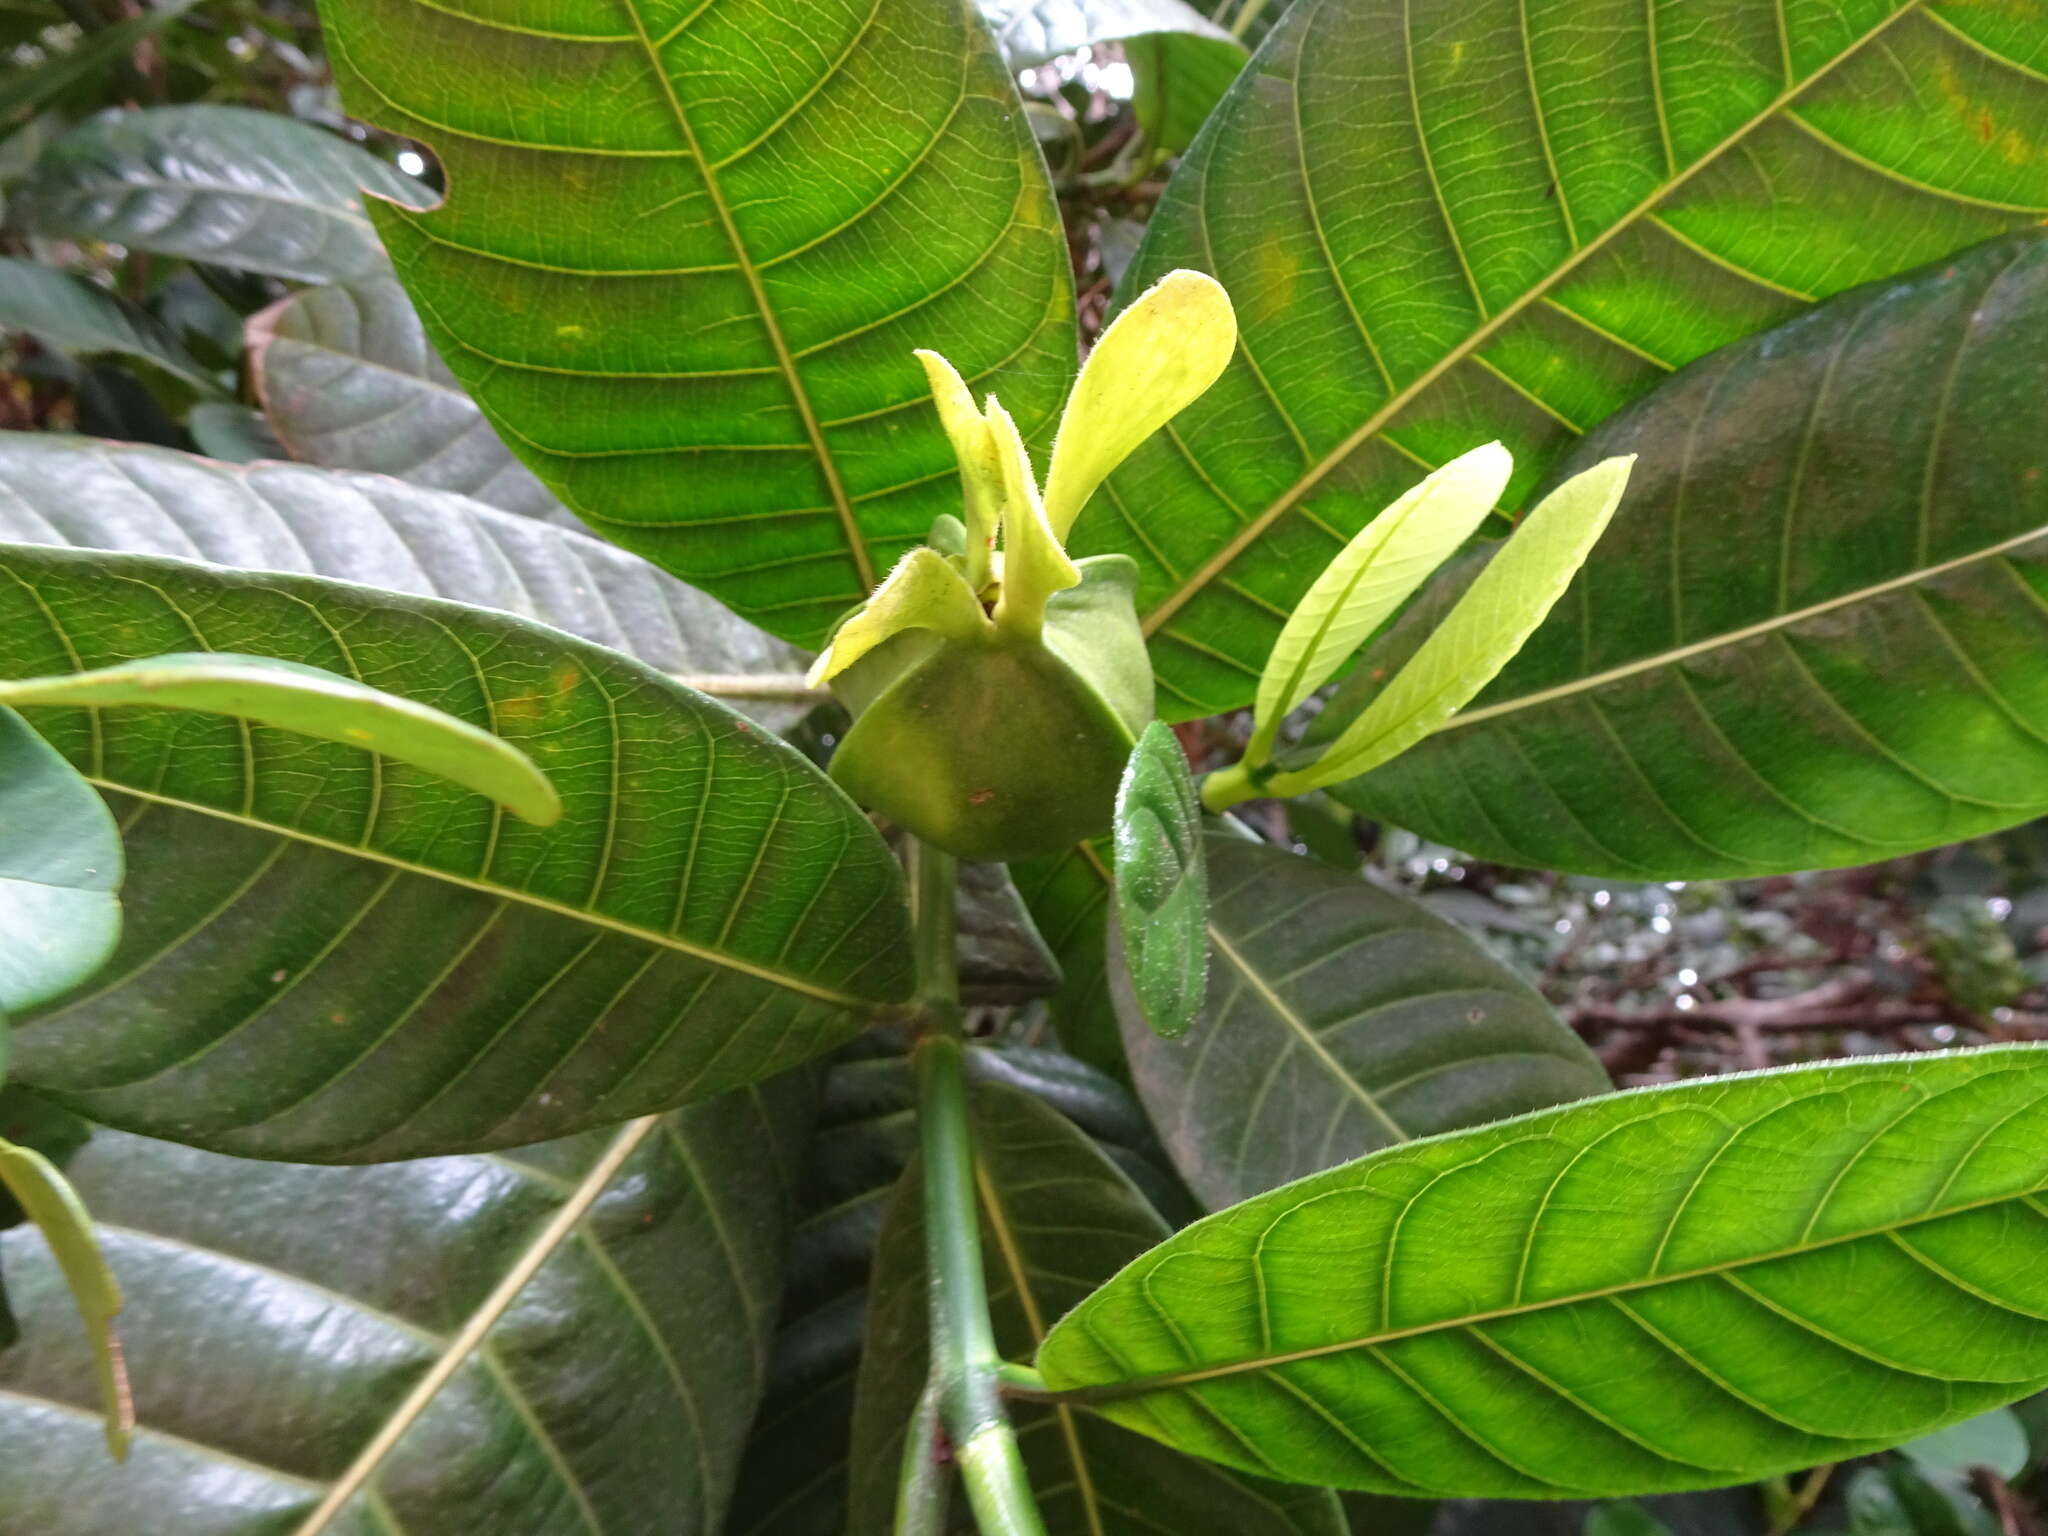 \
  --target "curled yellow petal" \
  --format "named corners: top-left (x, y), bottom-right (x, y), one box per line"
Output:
top-left (806, 546), bottom-right (986, 688)
top-left (986, 396), bottom-right (1080, 640)
top-left (914, 348), bottom-right (1004, 589)
top-left (1041, 269), bottom-right (1238, 540)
